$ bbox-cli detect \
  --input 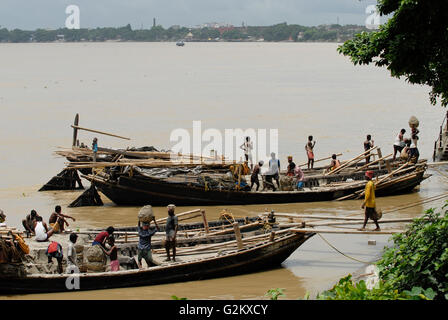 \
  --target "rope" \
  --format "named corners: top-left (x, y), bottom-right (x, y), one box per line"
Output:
top-left (316, 232), bottom-right (371, 264)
